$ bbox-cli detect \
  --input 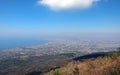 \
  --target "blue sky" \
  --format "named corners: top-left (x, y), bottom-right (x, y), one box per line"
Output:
top-left (0, 0), bottom-right (120, 38)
